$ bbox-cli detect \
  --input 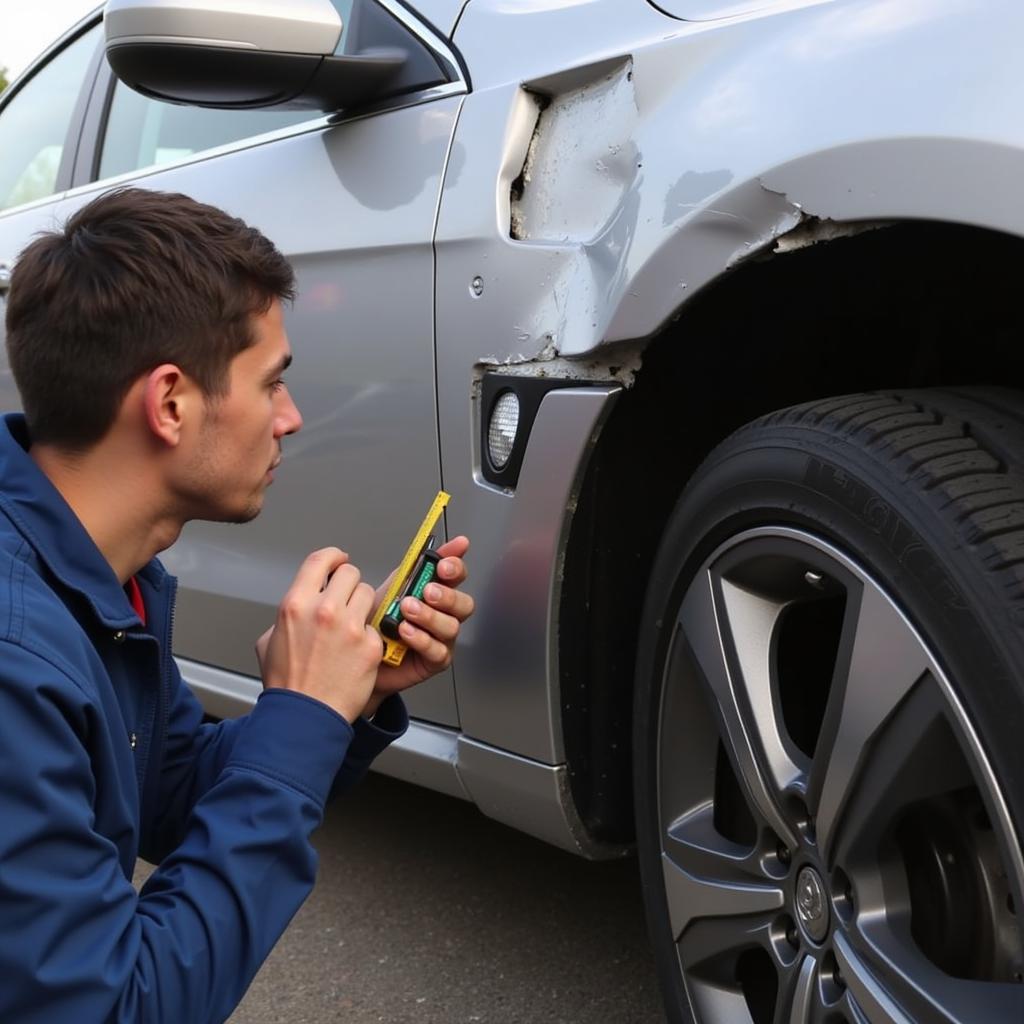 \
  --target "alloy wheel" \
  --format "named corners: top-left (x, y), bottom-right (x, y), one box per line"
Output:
top-left (657, 526), bottom-right (1024, 1023)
